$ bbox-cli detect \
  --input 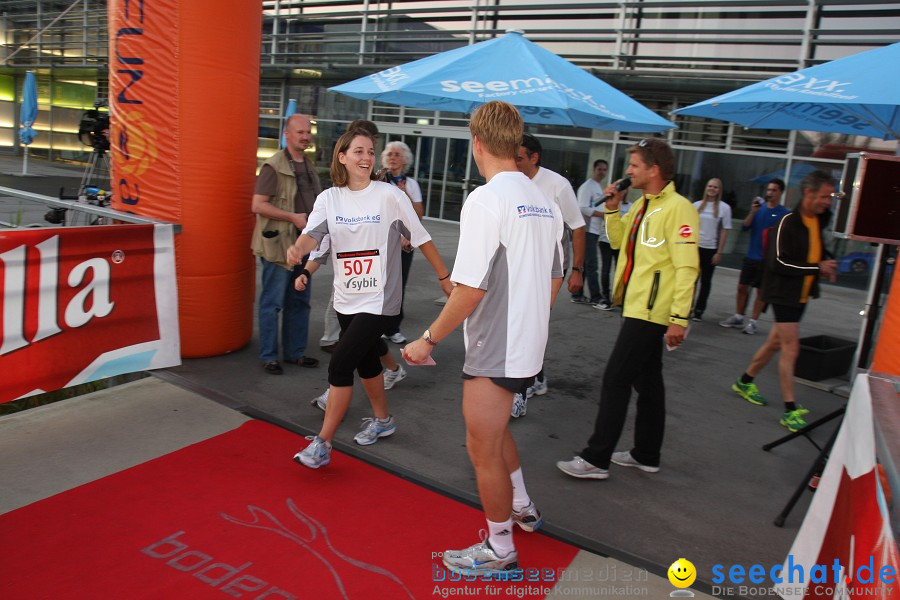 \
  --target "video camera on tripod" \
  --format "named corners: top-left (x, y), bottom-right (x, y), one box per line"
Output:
top-left (48, 99), bottom-right (113, 225)
top-left (78, 99), bottom-right (110, 153)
